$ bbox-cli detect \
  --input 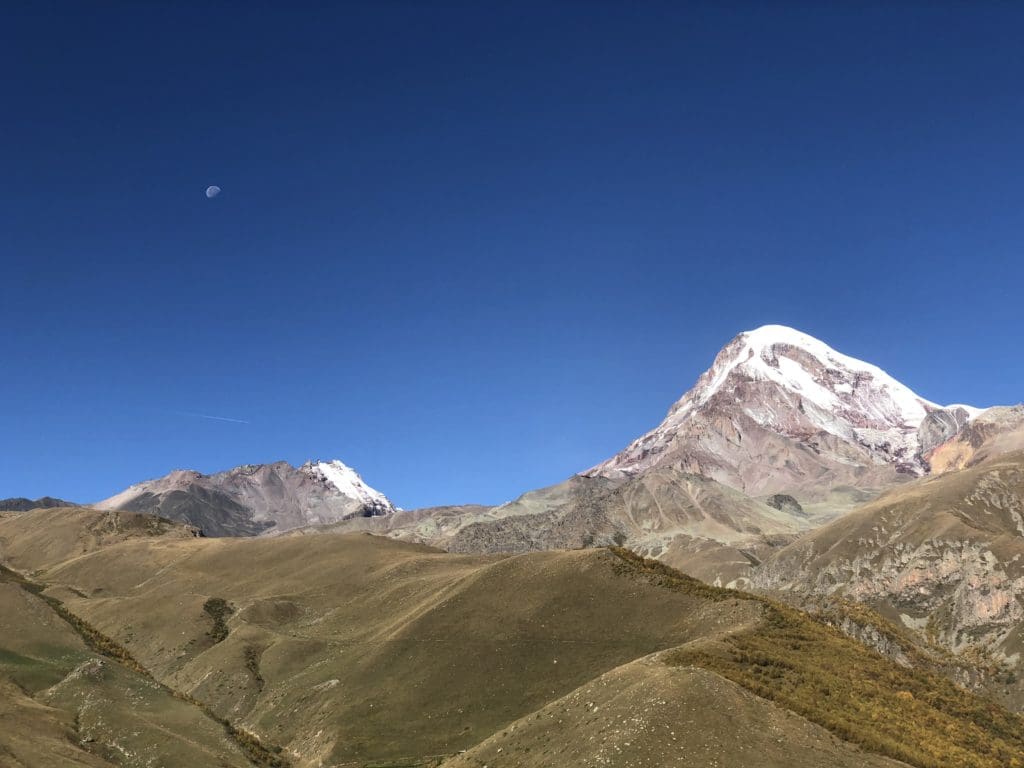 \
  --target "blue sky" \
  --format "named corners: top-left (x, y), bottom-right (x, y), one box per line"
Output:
top-left (2, 2), bottom-right (1022, 507)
